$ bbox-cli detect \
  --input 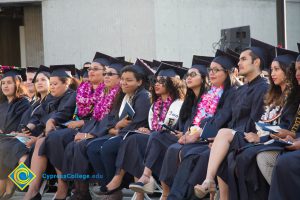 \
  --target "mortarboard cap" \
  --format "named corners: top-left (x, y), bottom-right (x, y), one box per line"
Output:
top-left (93, 52), bottom-right (113, 66)
top-left (109, 59), bottom-right (132, 73)
top-left (273, 48), bottom-right (298, 66)
top-left (296, 43), bottom-right (300, 61)
top-left (131, 59), bottom-right (155, 76)
top-left (192, 55), bottom-right (214, 76)
top-left (50, 64), bottom-right (76, 78)
top-left (115, 56), bottom-right (125, 61)
top-left (26, 66), bottom-right (38, 73)
top-left (249, 38), bottom-right (276, 70)
top-left (212, 49), bottom-right (239, 71)
top-left (156, 62), bottom-right (188, 78)
top-left (1, 67), bottom-right (27, 81)
top-left (32, 65), bottom-right (50, 83)
top-left (161, 60), bottom-right (183, 68)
